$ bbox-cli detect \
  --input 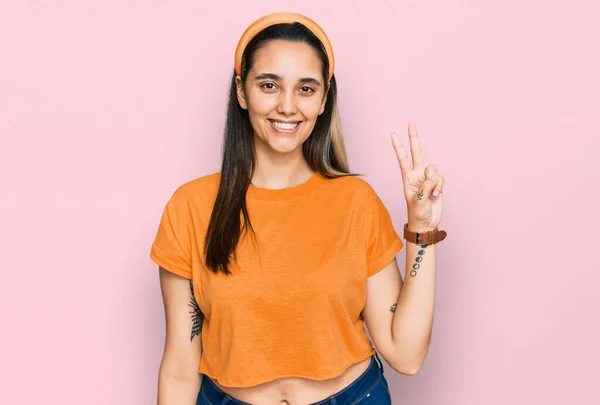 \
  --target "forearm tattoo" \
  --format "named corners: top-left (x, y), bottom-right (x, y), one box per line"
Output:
top-left (390, 303), bottom-right (397, 313)
top-left (189, 280), bottom-right (204, 341)
top-left (410, 244), bottom-right (429, 277)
